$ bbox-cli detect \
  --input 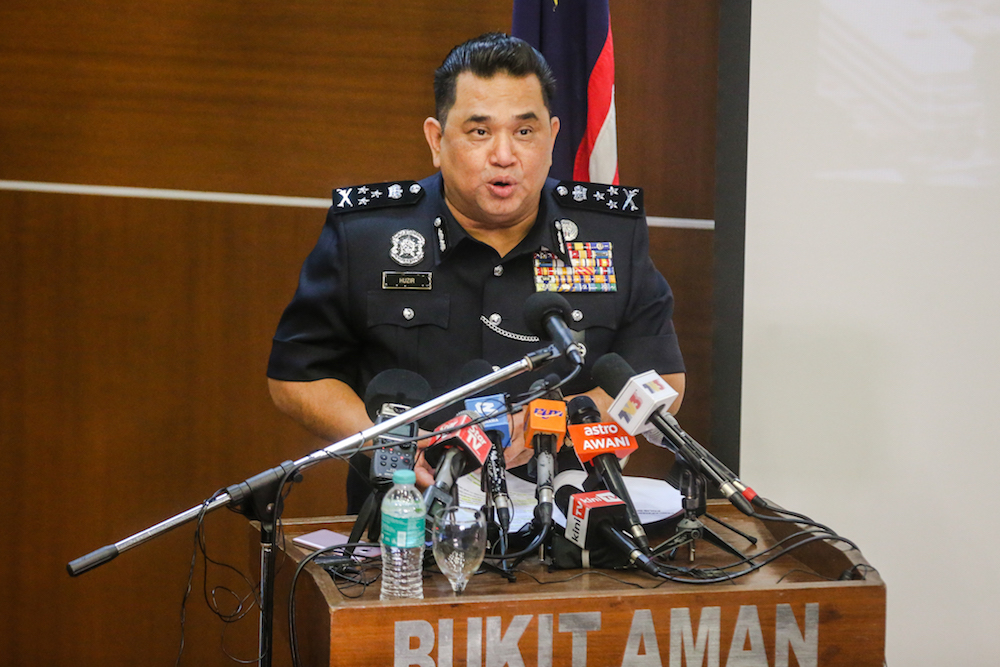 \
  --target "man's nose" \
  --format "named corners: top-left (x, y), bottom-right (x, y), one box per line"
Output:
top-left (490, 134), bottom-right (516, 166)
